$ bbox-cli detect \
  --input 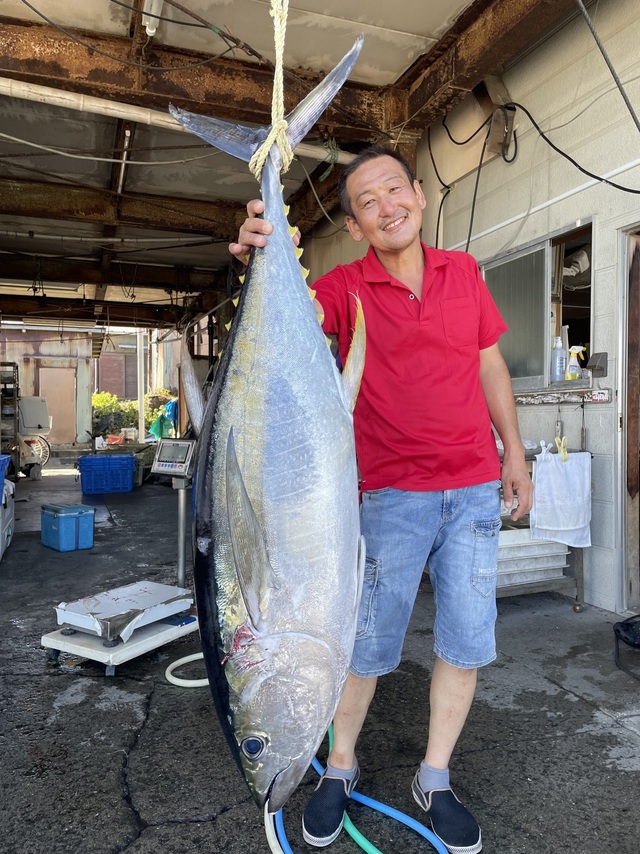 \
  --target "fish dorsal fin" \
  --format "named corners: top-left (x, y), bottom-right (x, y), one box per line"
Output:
top-left (225, 430), bottom-right (278, 630)
top-left (340, 296), bottom-right (366, 413)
